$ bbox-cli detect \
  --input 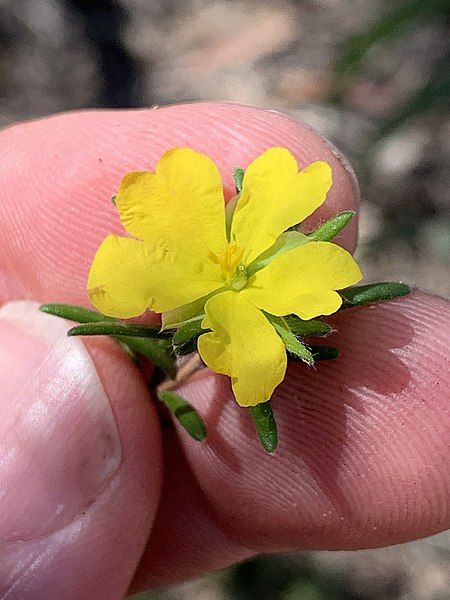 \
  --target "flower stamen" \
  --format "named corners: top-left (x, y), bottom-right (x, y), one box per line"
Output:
top-left (207, 242), bottom-right (246, 287)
